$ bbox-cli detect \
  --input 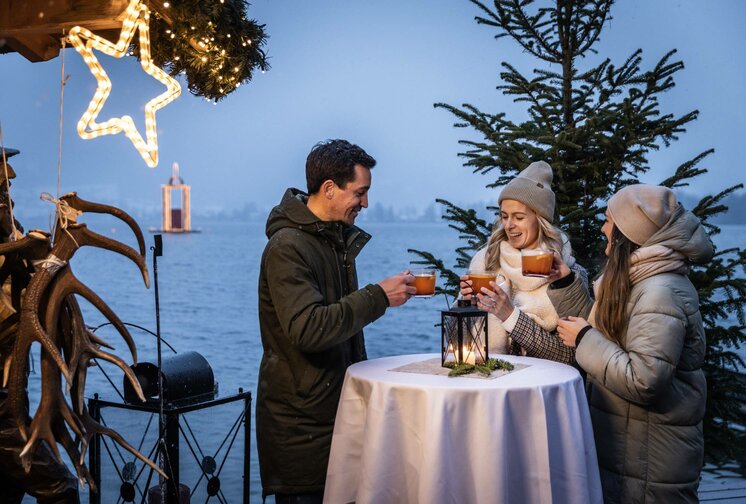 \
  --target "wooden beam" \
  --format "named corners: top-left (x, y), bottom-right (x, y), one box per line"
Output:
top-left (4, 33), bottom-right (60, 62)
top-left (0, 0), bottom-right (131, 37)
top-left (0, 0), bottom-right (175, 62)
